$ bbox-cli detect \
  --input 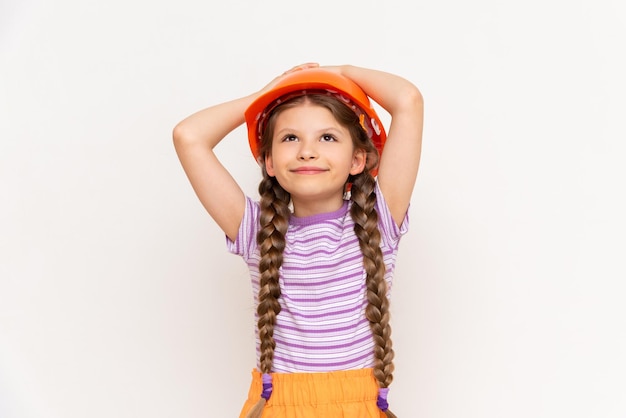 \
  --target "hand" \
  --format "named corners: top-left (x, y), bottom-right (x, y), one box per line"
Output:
top-left (318, 64), bottom-right (345, 76)
top-left (283, 62), bottom-right (319, 74)
top-left (258, 63), bottom-right (320, 95)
